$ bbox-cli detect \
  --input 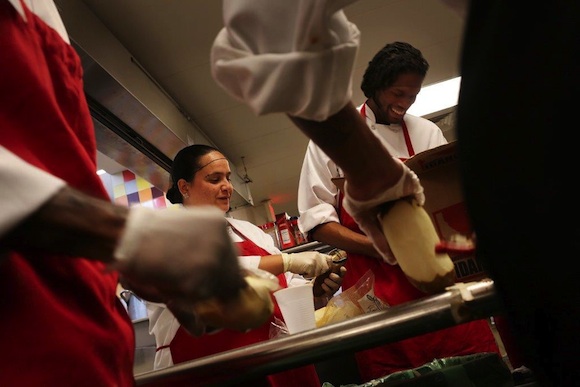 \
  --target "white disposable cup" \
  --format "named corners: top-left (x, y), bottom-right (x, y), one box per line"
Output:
top-left (273, 284), bottom-right (316, 334)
